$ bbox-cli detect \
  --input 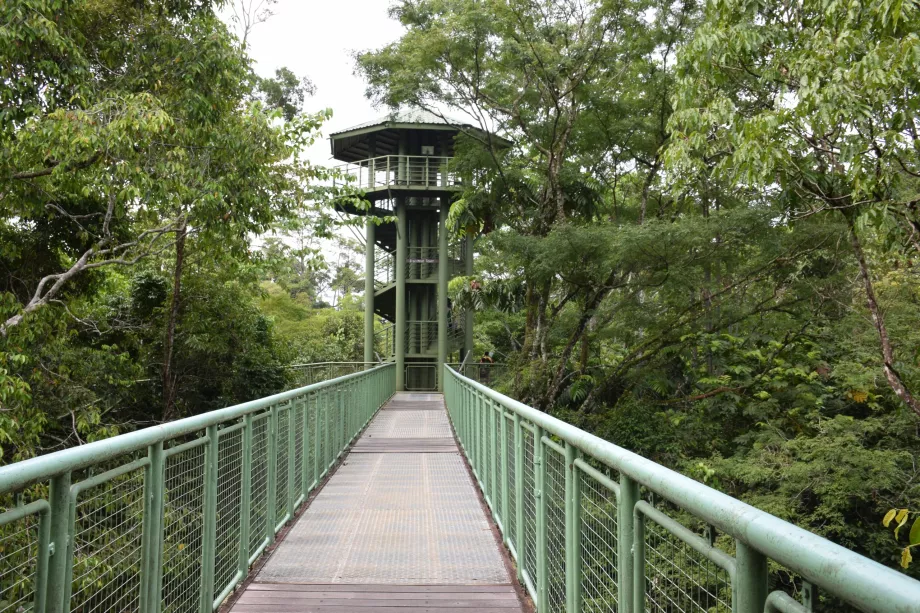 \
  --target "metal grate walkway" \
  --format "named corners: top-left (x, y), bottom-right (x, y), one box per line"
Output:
top-left (229, 392), bottom-right (526, 612)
